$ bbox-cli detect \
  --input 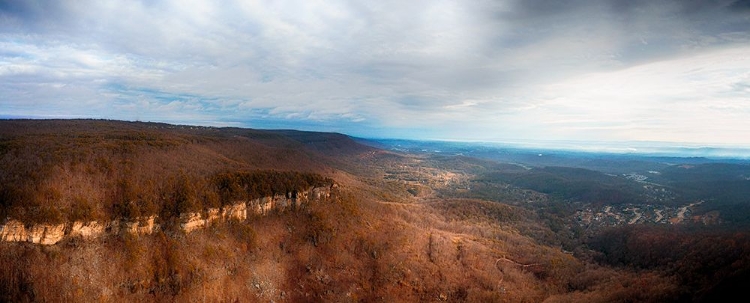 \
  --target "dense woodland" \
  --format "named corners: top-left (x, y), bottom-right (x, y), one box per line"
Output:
top-left (475, 166), bottom-right (651, 206)
top-left (0, 120), bottom-right (333, 223)
top-left (1, 119), bottom-right (749, 302)
top-left (588, 225), bottom-right (750, 302)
